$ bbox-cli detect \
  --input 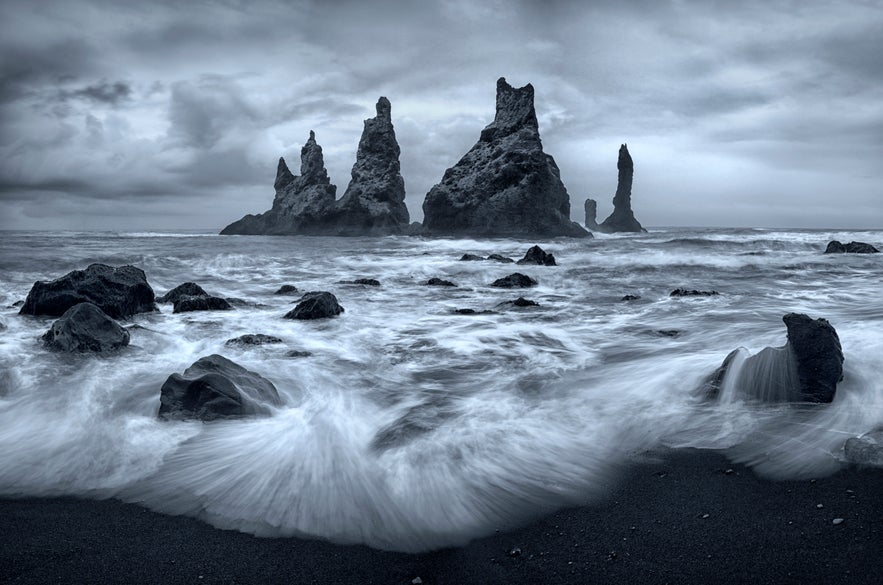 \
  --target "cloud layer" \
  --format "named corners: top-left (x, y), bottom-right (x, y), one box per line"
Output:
top-left (1, 0), bottom-right (881, 230)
